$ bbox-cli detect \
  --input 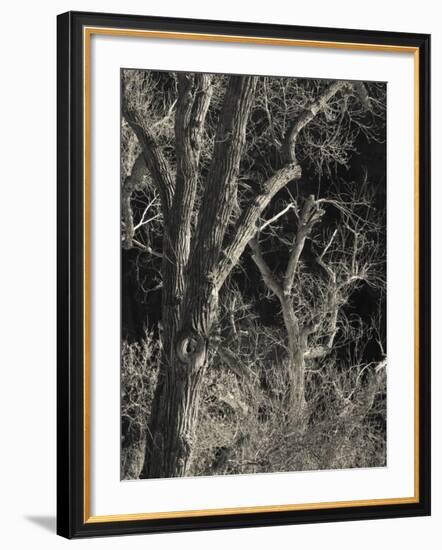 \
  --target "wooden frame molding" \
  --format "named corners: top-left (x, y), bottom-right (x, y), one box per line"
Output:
top-left (57, 11), bottom-right (431, 538)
